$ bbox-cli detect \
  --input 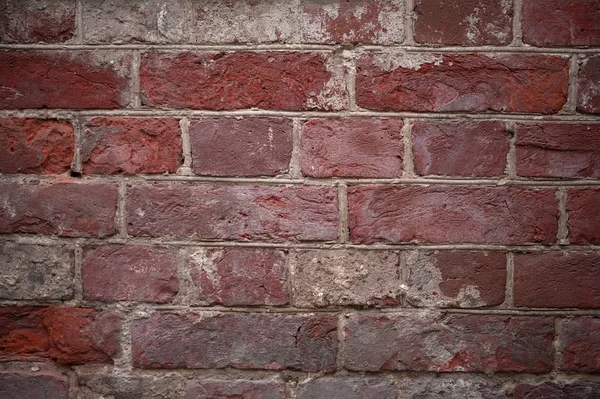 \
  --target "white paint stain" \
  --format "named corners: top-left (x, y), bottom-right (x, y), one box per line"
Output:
top-left (373, 52), bottom-right (444, 72)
